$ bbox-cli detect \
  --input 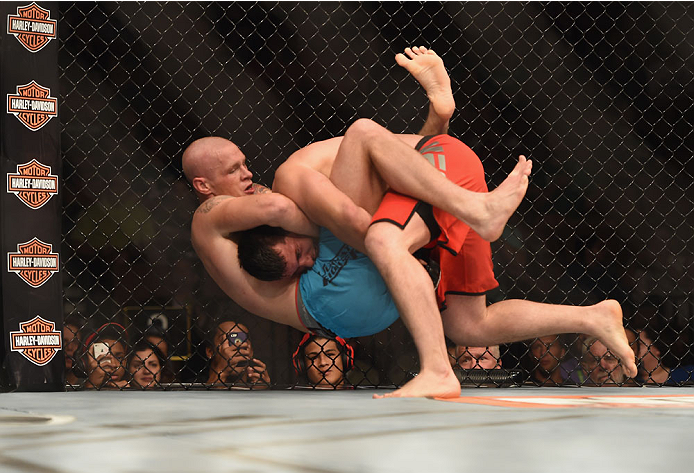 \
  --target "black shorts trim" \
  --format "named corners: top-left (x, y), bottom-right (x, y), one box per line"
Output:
top-left (415, 135), bottom-right (436, 151)
top-left (438, 290), bottom-right (490, 312)
top-left (370, 201), bottom-right (441, 243)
